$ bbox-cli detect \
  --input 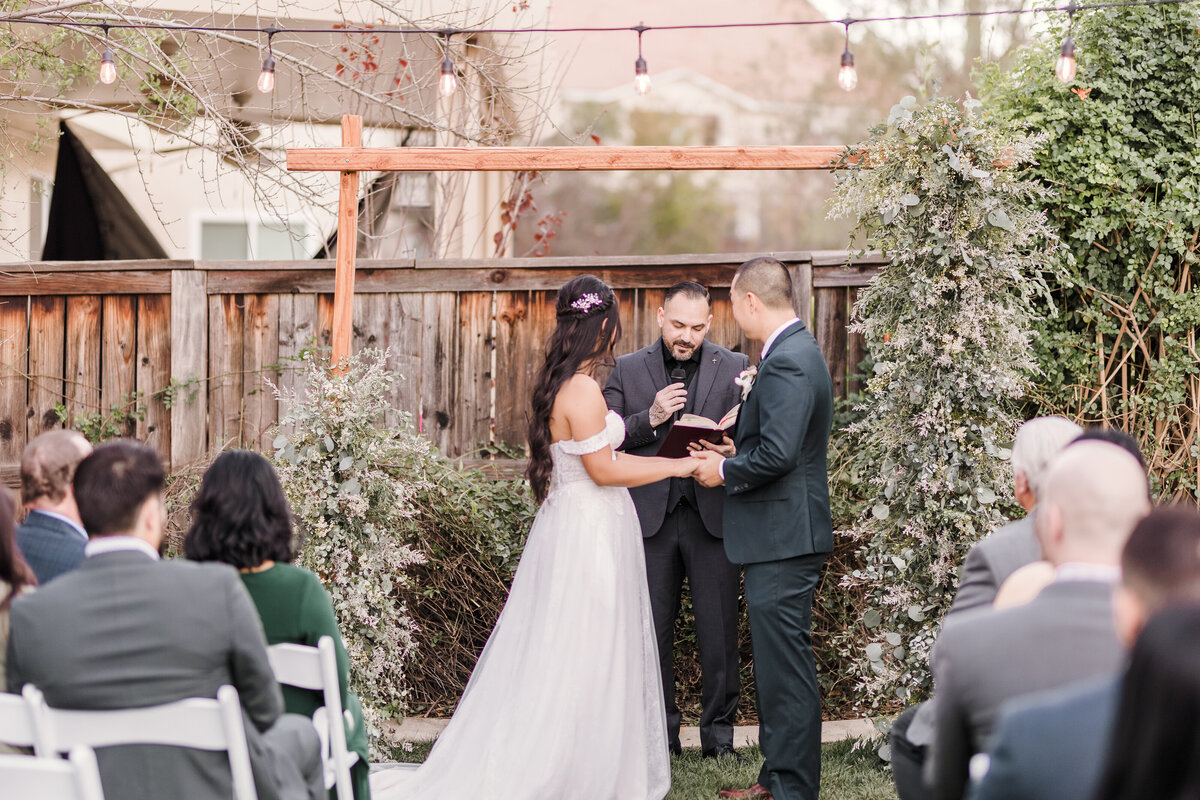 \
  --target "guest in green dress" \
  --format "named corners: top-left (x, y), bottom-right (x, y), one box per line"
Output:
top-left (184, 451), bottom-right (370, 800)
